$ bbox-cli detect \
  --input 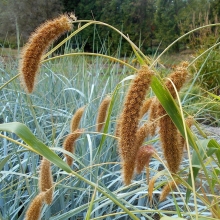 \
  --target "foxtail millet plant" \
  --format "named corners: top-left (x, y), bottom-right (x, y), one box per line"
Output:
top-left (118, 65), bottom-right (154, 185)
top-left (19, 14), bottom-right (74, 93)
top-left (70, 106), bottom-right (85, 133)
top-left (96, 95), bottom-right (111, 132)
top-left (25, 192), bottom-right (45, 220)
top-left (39, 157), bottom-right (53, 204)
top-left (63, 129), bottom-right (83, 166)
